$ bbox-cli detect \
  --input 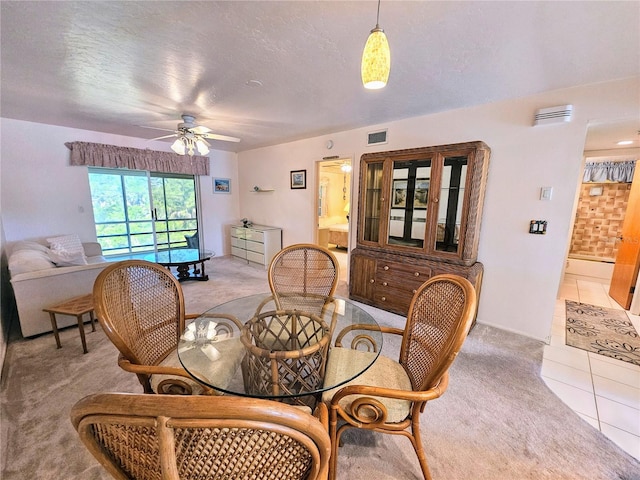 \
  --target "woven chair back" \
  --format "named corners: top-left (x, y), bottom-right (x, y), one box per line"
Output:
top-left (399, 274), bottom-right (477, 392)
top-left (71, 393), bottom-right (331, 480)
top-left (268, 244), bottom-right (339, 313)
top-left (93, 260), bottom-right (185, 368)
